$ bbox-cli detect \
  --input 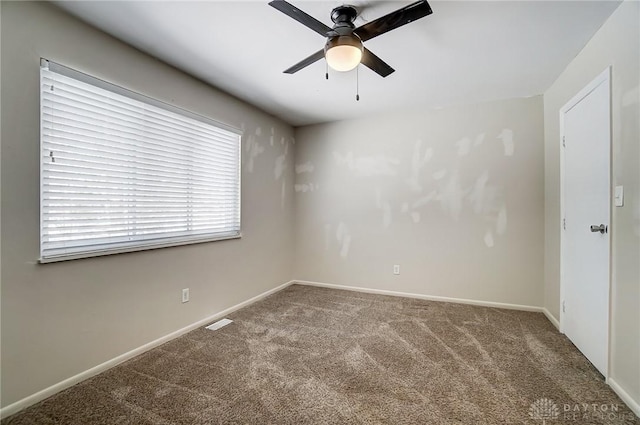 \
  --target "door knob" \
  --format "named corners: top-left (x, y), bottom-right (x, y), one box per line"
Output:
top-left (590, 224), bottom-right (607, 234)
